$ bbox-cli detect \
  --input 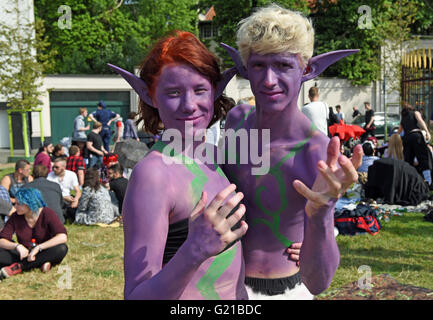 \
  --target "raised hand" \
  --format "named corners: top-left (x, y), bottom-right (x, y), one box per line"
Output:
top-left (187, 184), bottom-right (248, 261)
top-left (292, 137), bottom-right (363, 219)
